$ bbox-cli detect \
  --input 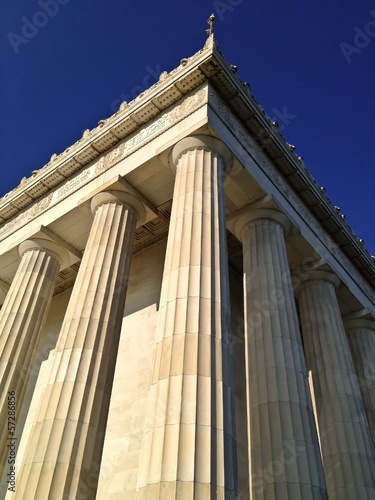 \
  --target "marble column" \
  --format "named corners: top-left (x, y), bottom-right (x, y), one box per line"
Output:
top-left (0, 239), bottom-right (67, 479)
top-left (345, 318), bottom-right (375, 447)
top-left (233, 209), bottom-right (326, 499)
top-left (15, 191), bottom-right (146, 499)
top-left (137, 136), bottom-right (237, 499)
top-left (0, 279), bottom-right (9, 305)
top-left (298, 272), bottom-right (375, 499)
